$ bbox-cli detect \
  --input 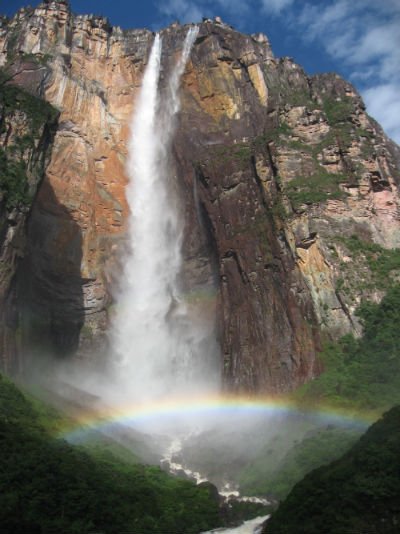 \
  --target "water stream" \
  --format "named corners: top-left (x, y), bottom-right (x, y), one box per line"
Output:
top-left (160, 436), bottom-right (270, 533)
top-left (202, 515), bottom-right (270, 534)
